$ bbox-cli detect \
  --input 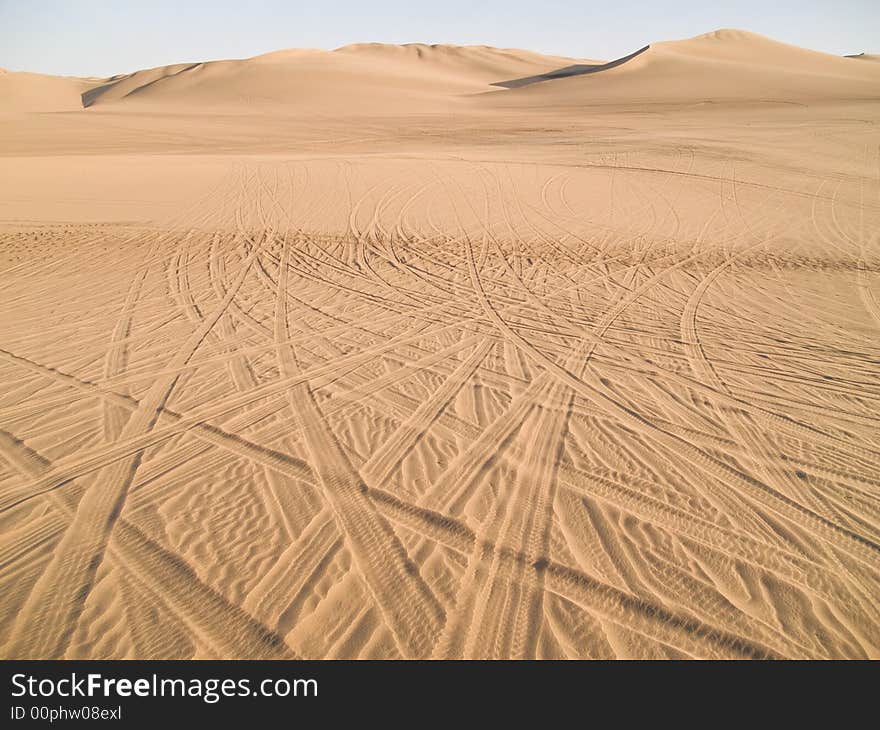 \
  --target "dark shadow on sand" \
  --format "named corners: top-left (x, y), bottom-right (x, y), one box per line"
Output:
top-left (81, 63), bottom-right (203, 108)
top-left (491, 45), bottom-right (650, 89)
